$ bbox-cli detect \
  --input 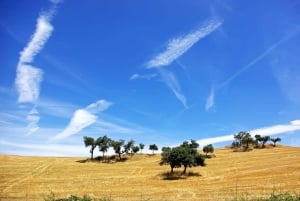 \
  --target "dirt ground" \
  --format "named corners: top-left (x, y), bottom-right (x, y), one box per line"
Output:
top-left (1, 146), bottom-right (300, 201)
